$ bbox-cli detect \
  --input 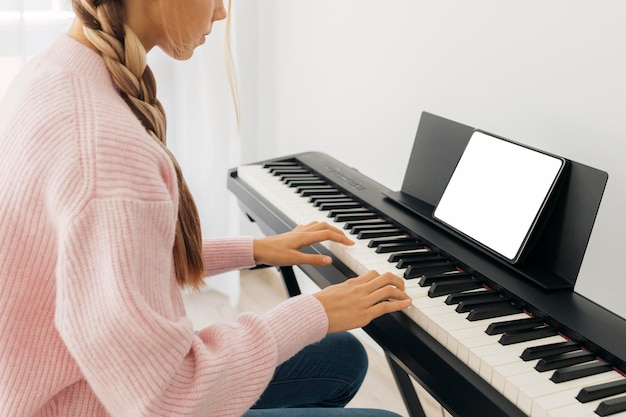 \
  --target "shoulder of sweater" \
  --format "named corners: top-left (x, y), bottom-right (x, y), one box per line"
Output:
top-left (18, 41), bottom-right (178, 209)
